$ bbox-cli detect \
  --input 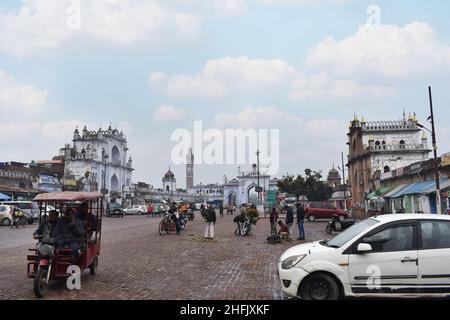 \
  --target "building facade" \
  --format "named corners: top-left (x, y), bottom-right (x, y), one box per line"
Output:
top-left (223, 165), bottom-right (278, 206)
top-left (162, 169), bottom-right (176, 194)
top-left (347, 114), bottom-right (431, 219)
top-left (63, 125), bottom-right (133, 204)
